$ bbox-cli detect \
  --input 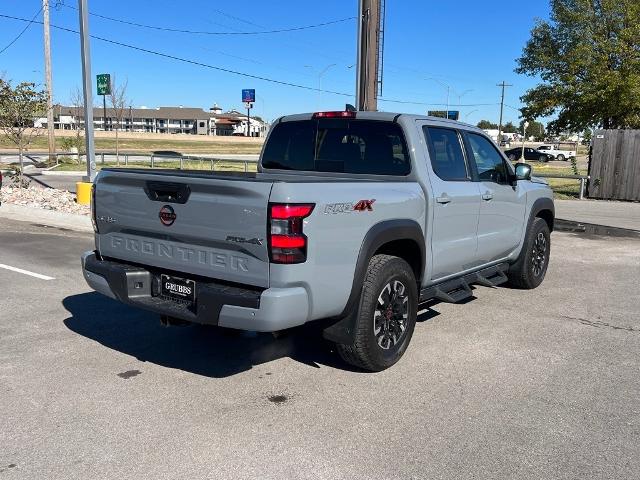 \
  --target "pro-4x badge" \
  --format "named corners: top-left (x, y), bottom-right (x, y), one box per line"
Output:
top-left (324, 199), bottom-right (376, 214)
top-left (353, 199), bottom-right (376, 211)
